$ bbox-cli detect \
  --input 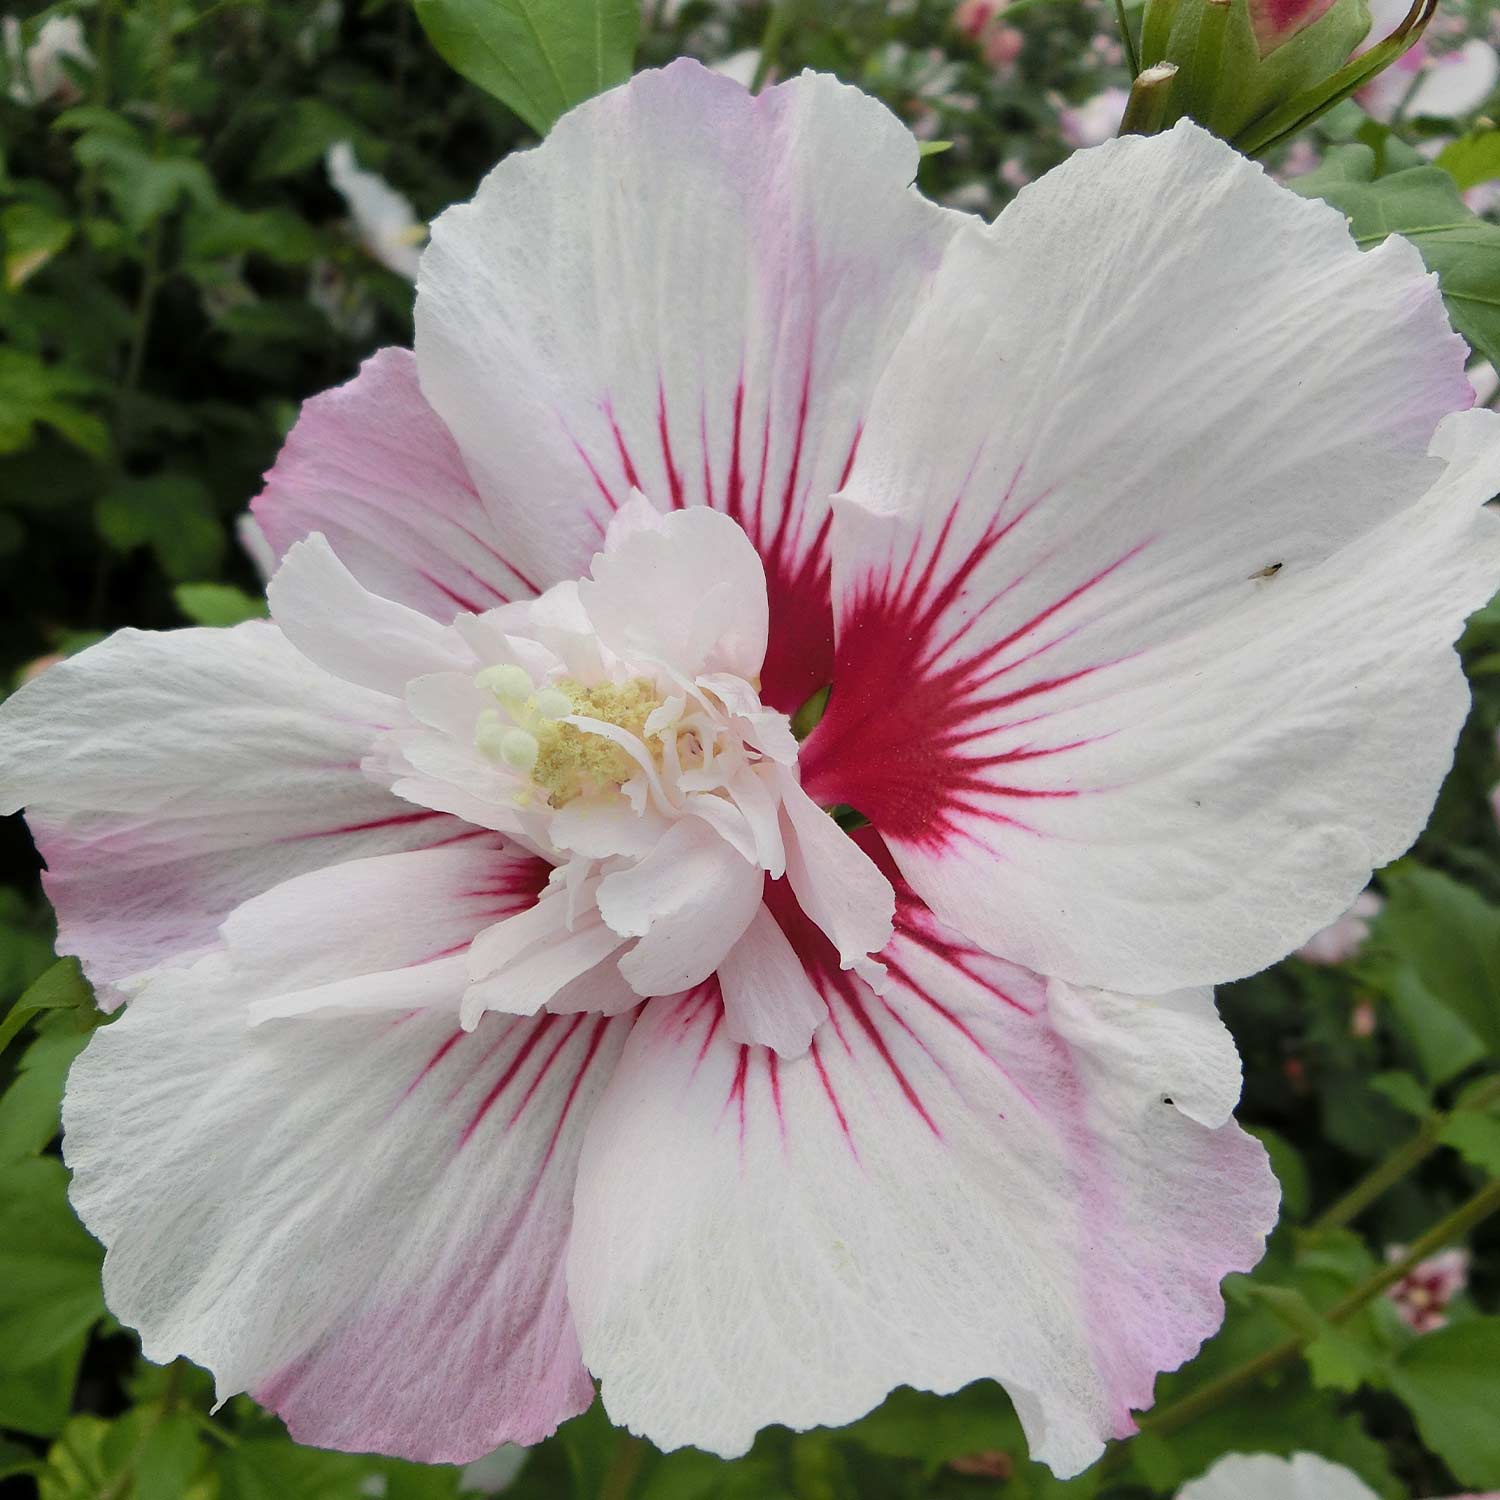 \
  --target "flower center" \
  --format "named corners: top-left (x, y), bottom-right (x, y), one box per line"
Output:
top-left (473, 665), bottom-right (665, 808)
